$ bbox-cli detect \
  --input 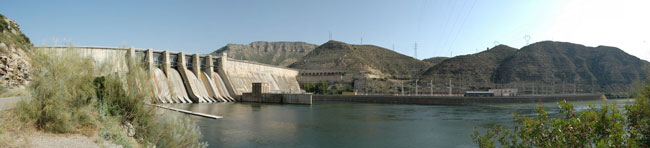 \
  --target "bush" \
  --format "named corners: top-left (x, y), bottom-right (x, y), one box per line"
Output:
top-left (473, 87), bottom-right (650, 147)
top-left (17, 47), bottom-right (98, 133)
top-left (305, 81), bottom-right (330, 94)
